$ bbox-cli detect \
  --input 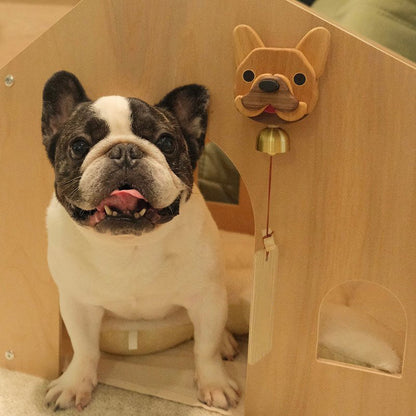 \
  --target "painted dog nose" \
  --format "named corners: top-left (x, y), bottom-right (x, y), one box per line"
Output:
top-left (108, 143), bottom-right (143, 167)
top-left (259, 79), bottom-right (280, 93)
